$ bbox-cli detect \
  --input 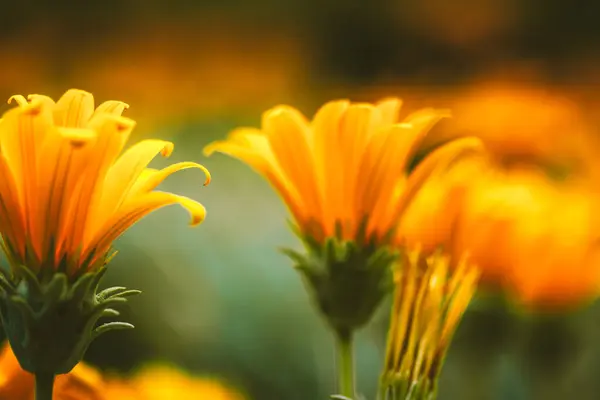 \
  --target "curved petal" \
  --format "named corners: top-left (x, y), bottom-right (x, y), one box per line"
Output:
top-left (92, 100), bottom-right (130, 118)
top-left (54, 89), bottom-right (95, 128)
top-left (376, 97), bottom-right (402, 125)
top-left (94, 139), bottom-right (174, 215)
top-left (204, 128), bottom-right (306, 227)
top-left (83, 191), bottom-right (206, 267)
top-left (262, 106), bottom-right (321, 225)
top-left (127, 161), bottom-right (210, 199)
top-left (387, 137), bottom-right (485, 236)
